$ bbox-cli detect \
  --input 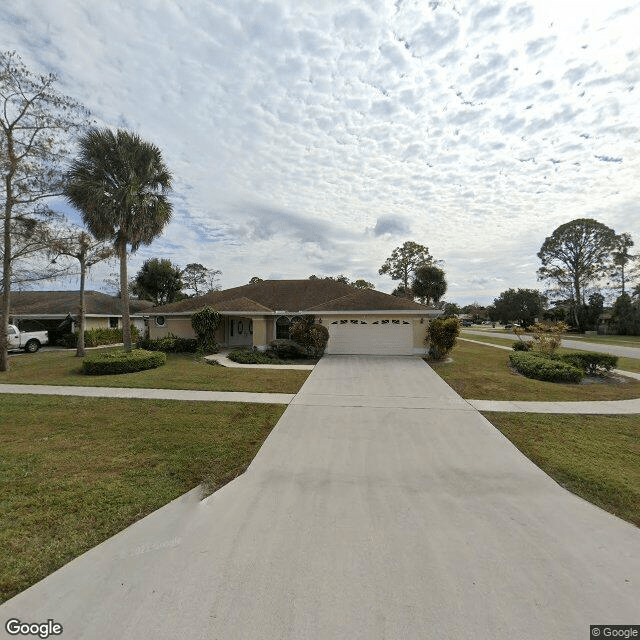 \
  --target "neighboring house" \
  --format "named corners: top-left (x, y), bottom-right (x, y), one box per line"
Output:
top-left (7, 291), bottom-right (153, 334)
top-left (149, 279), bottom-right (442, 355)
